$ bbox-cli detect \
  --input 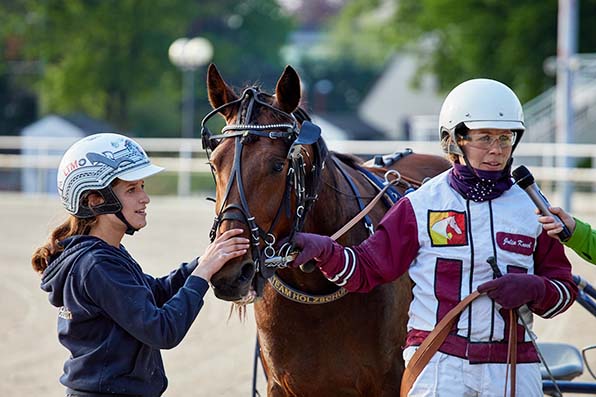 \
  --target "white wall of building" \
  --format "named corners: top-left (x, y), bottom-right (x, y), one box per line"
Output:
top-left (20, 115), bottom-right (85, 194)
top-left (359, 54), bottom-right (444, 140)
